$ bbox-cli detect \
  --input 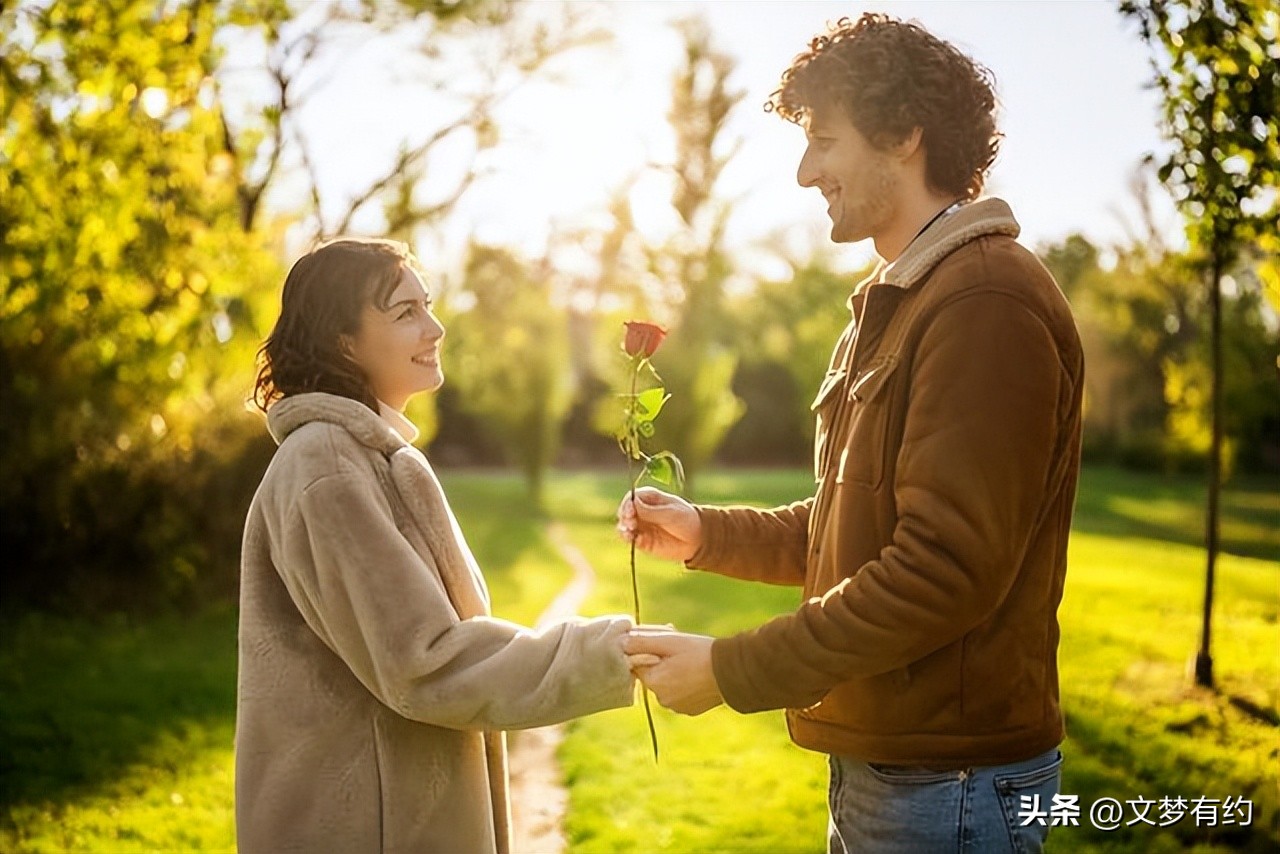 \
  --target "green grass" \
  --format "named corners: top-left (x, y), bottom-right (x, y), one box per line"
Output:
top-left (547, 470), bottom-right (831, 853)
top-left (0, 472), bottom-right (561, 853)
top-left (1, 466), bottom-right (1276, 852)
top-left (0, 609), bottom-right (239, 852)
top-left (549, 468), bottom-right (1280, 854)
